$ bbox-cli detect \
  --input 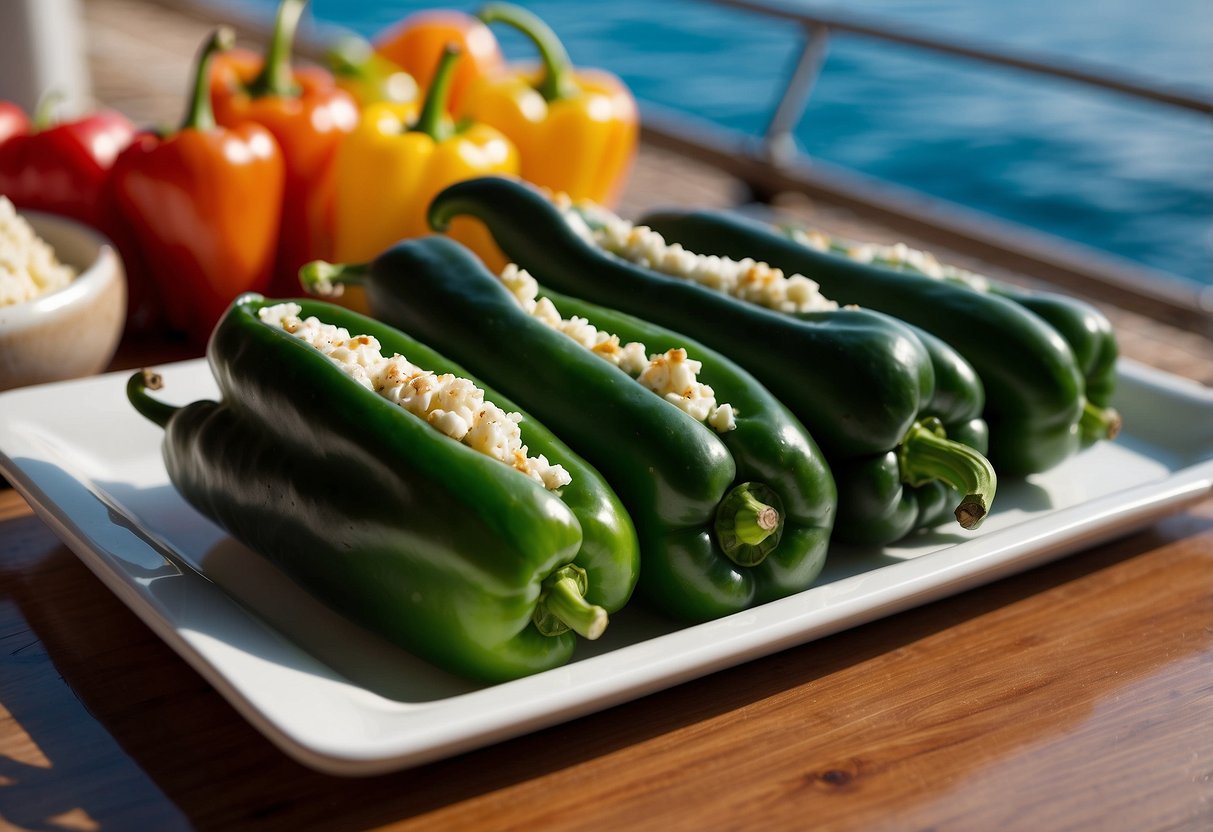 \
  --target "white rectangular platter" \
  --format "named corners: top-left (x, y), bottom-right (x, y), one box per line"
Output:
top-left (2, 358), bottom-right (1211, 776)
